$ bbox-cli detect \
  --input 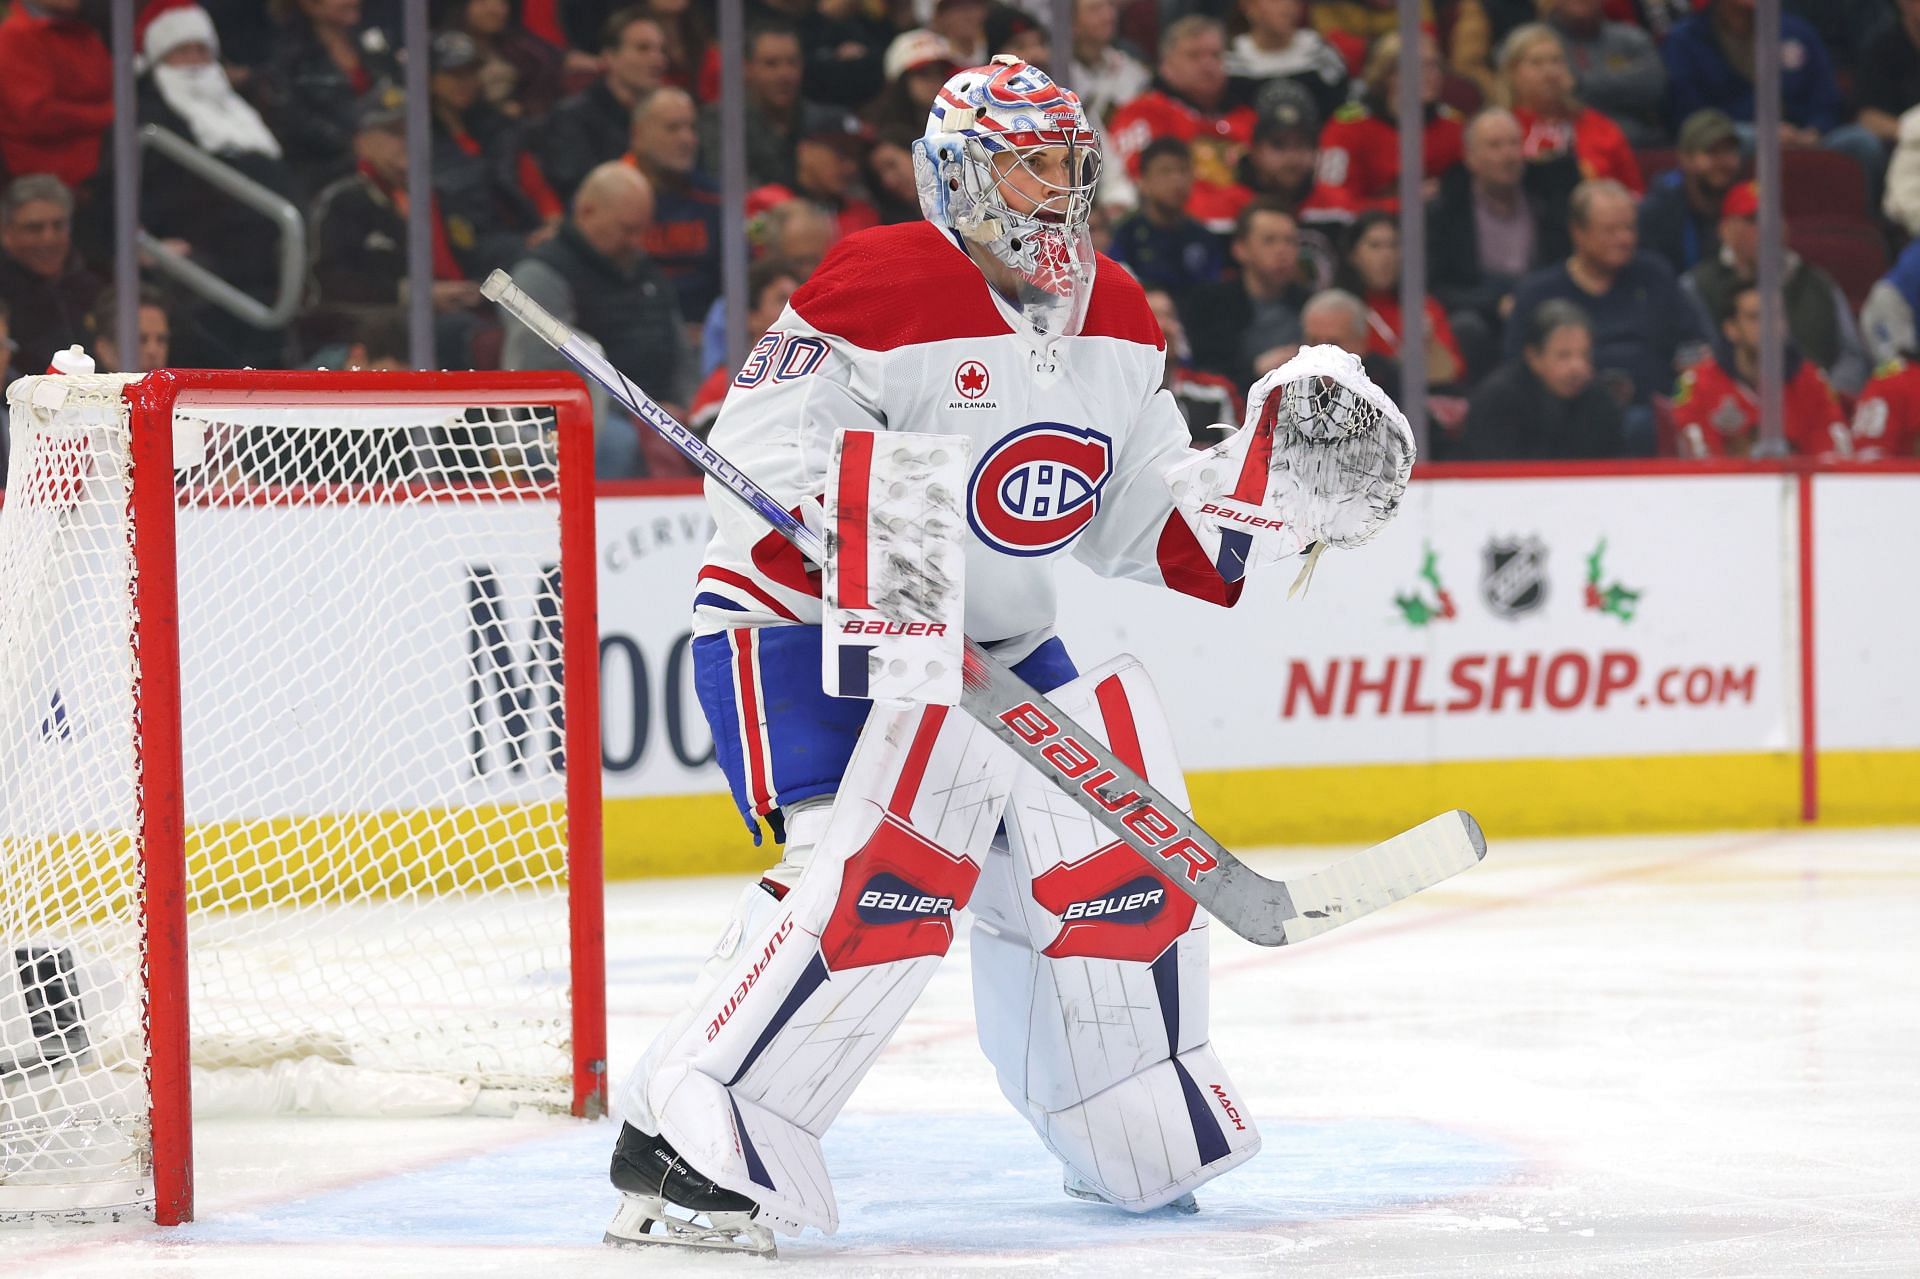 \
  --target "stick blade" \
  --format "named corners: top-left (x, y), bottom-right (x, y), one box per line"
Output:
top-left (1279, 809), bottom-right (1486, 946)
